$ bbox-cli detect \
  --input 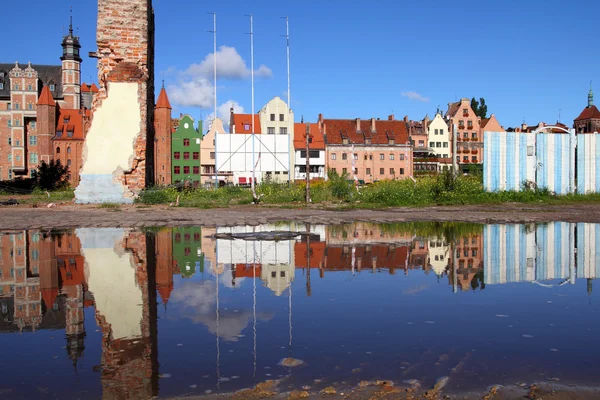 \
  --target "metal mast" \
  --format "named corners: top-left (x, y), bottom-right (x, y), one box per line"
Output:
top-left (209, 12), bottom-right (218, 189)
